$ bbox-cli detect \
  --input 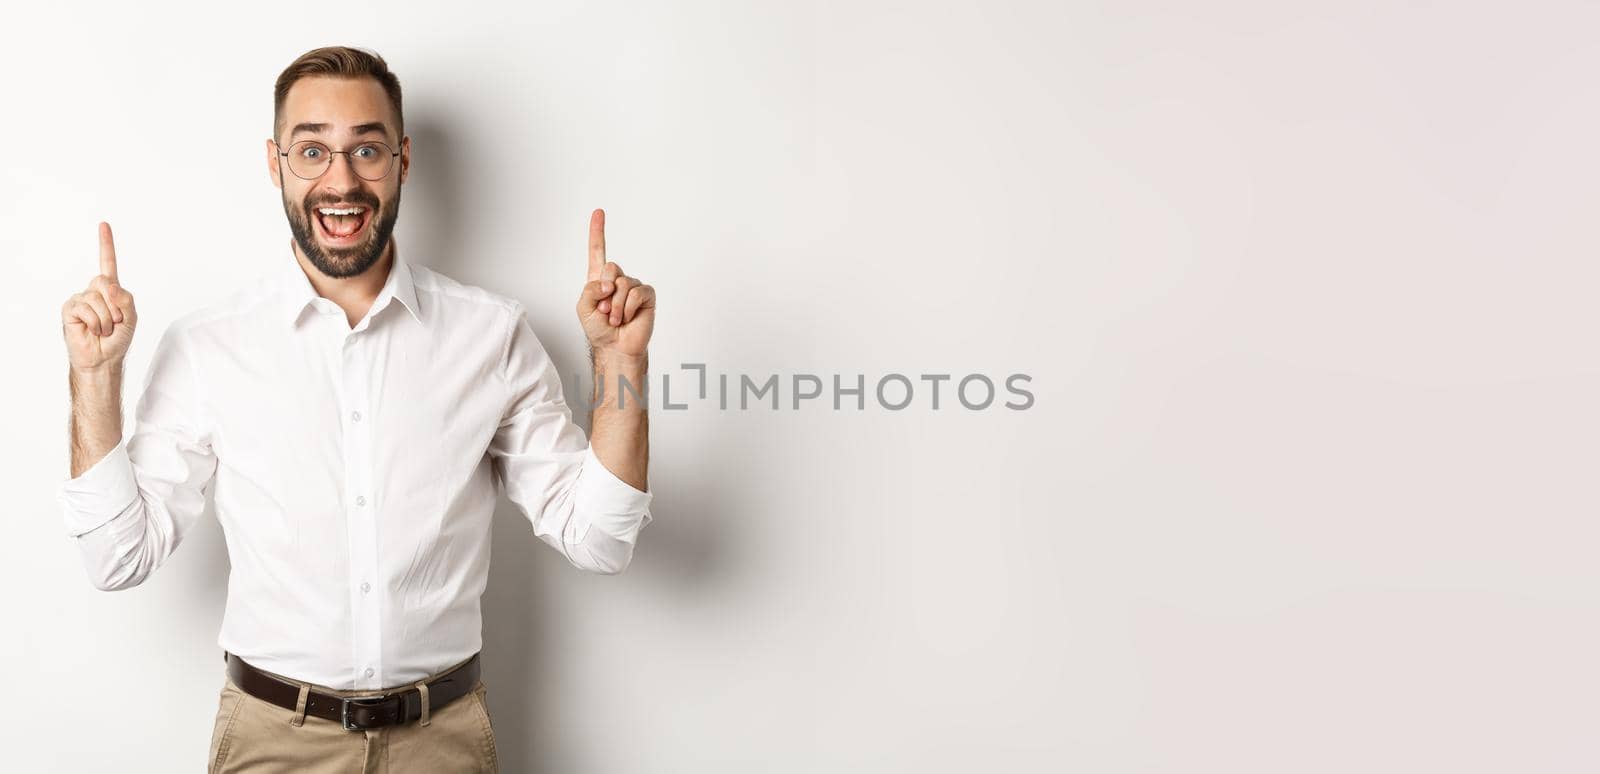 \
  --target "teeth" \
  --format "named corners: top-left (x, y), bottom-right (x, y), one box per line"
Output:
top-left (317, 207), bottom-right (366, 215)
